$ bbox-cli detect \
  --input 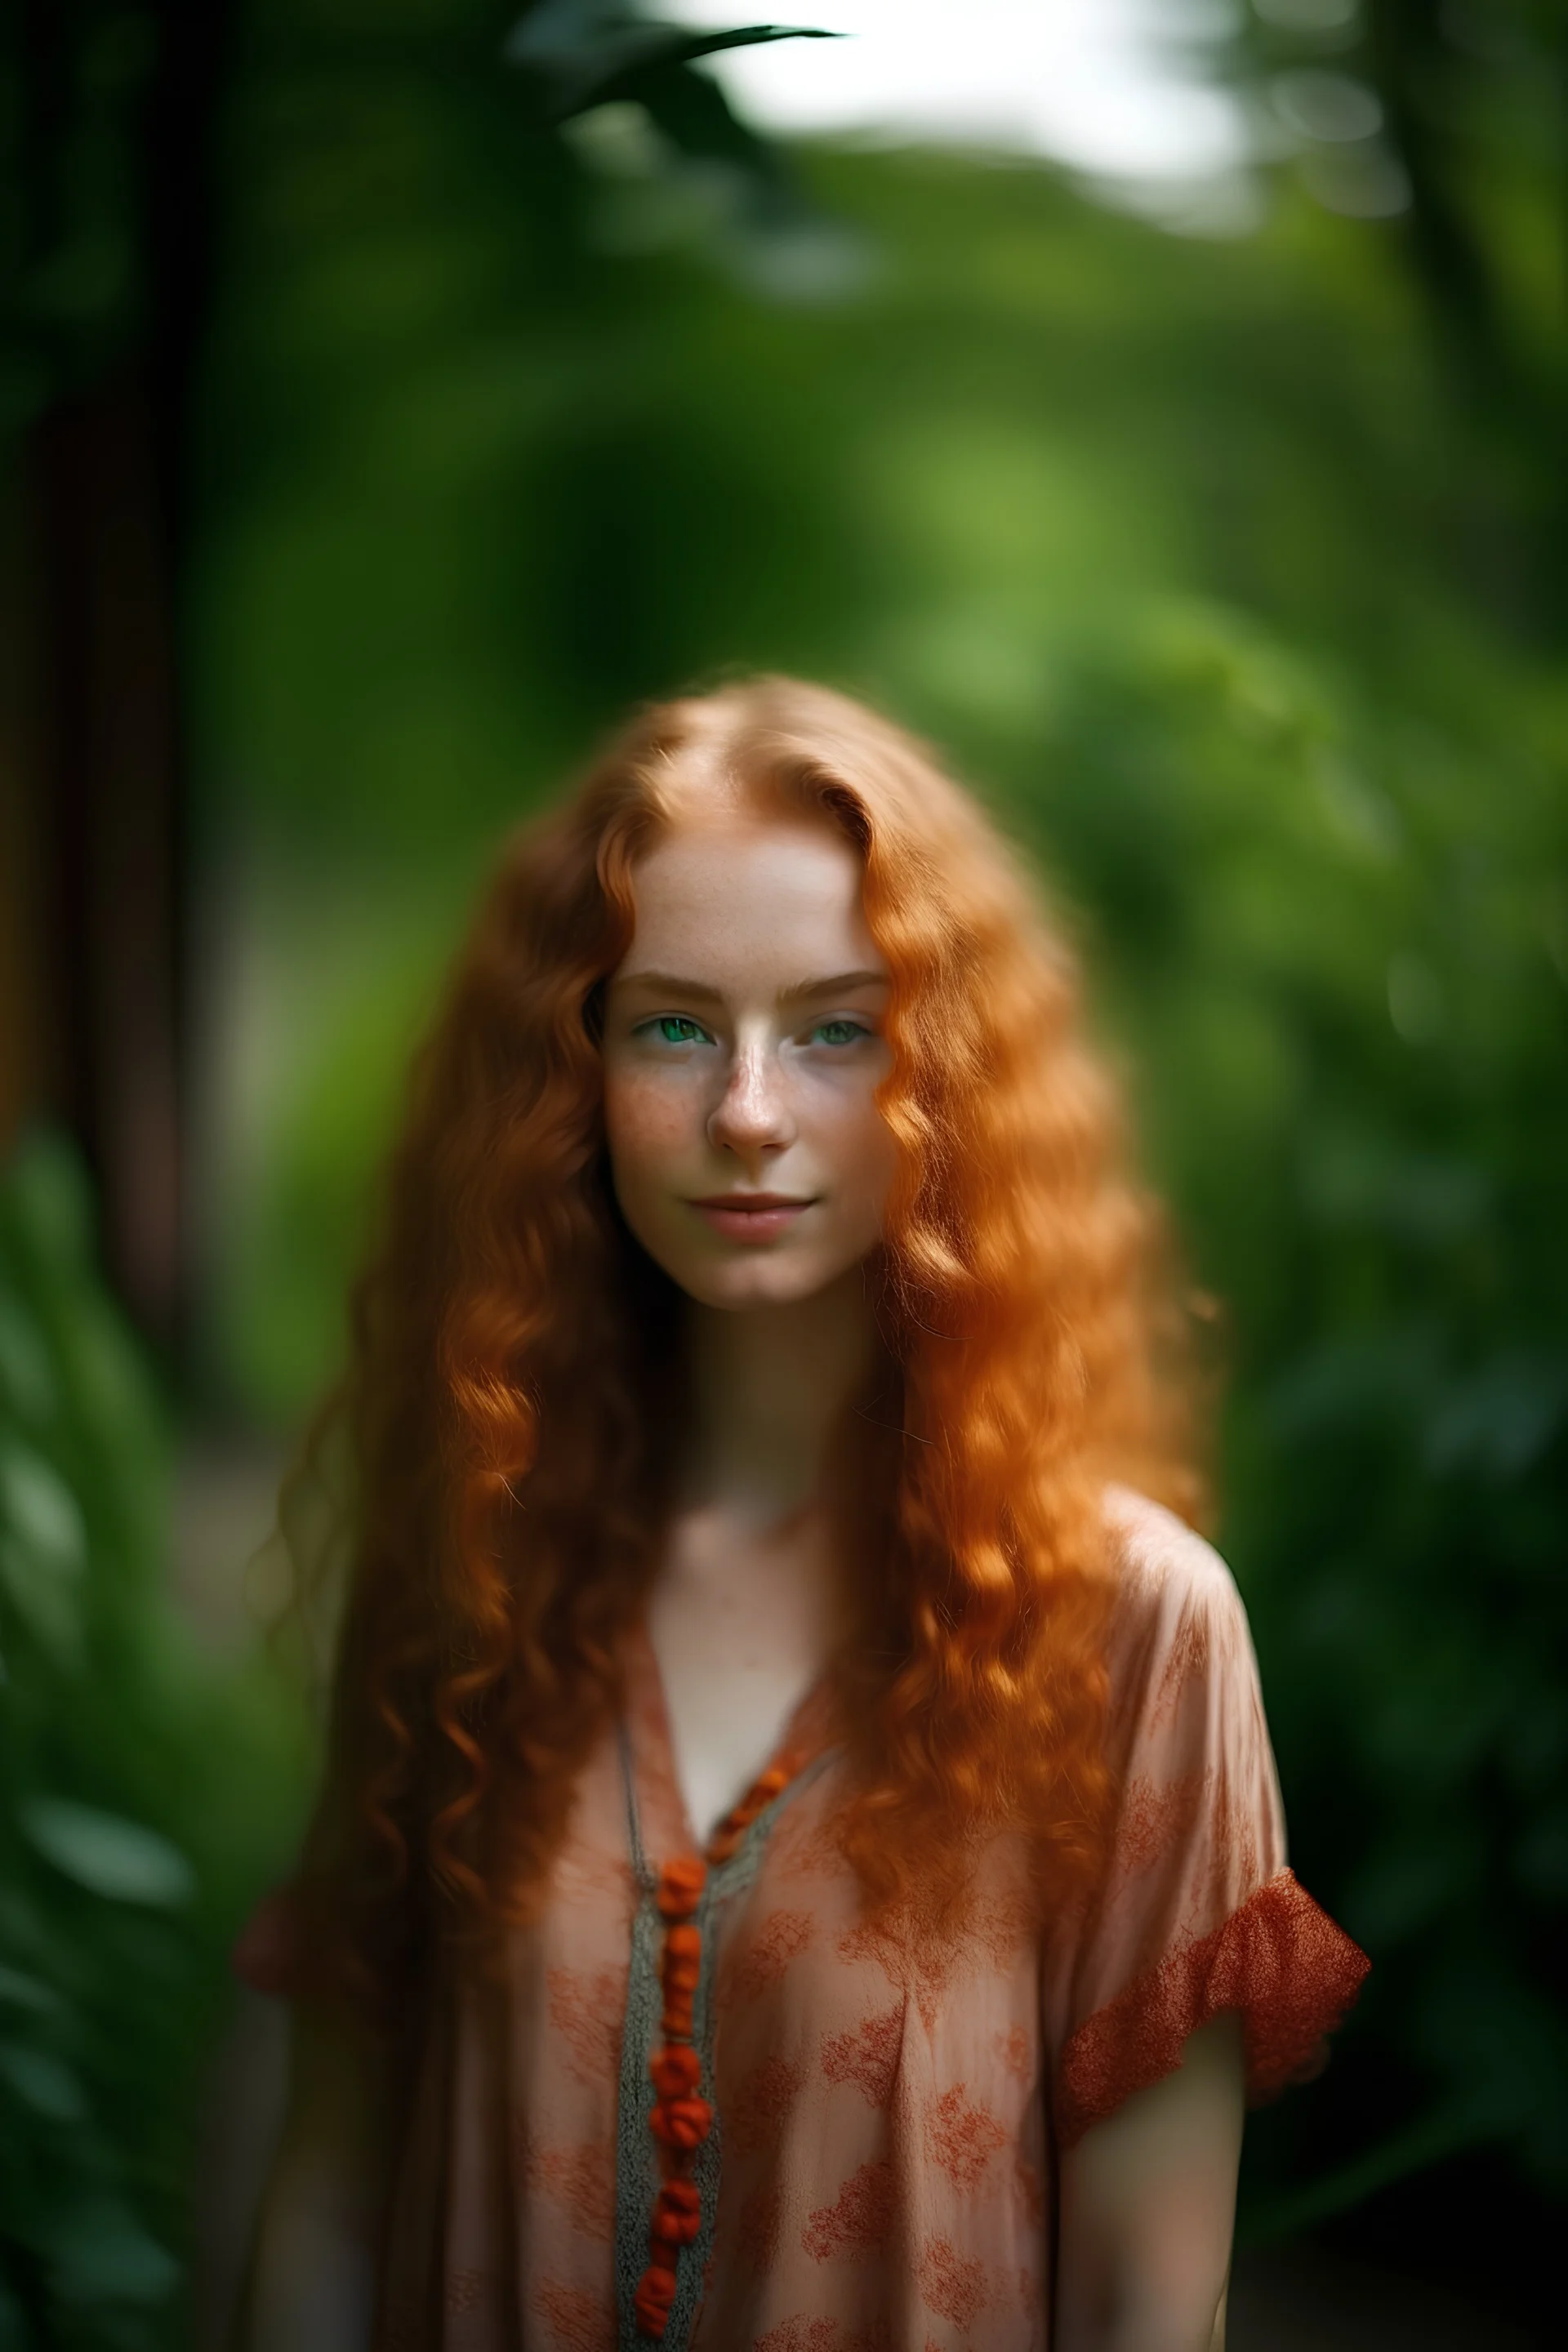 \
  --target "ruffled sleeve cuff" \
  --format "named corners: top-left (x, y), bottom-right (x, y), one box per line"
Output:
top-left (1055, 1867), bottom-right (1370, 2149)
